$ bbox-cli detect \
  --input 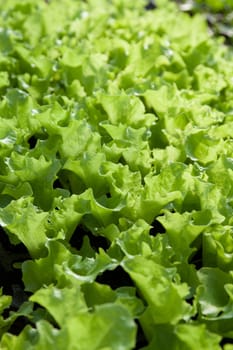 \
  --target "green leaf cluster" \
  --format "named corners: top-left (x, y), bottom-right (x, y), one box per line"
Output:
top-left (0, 0), bottom-right (233, 348)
